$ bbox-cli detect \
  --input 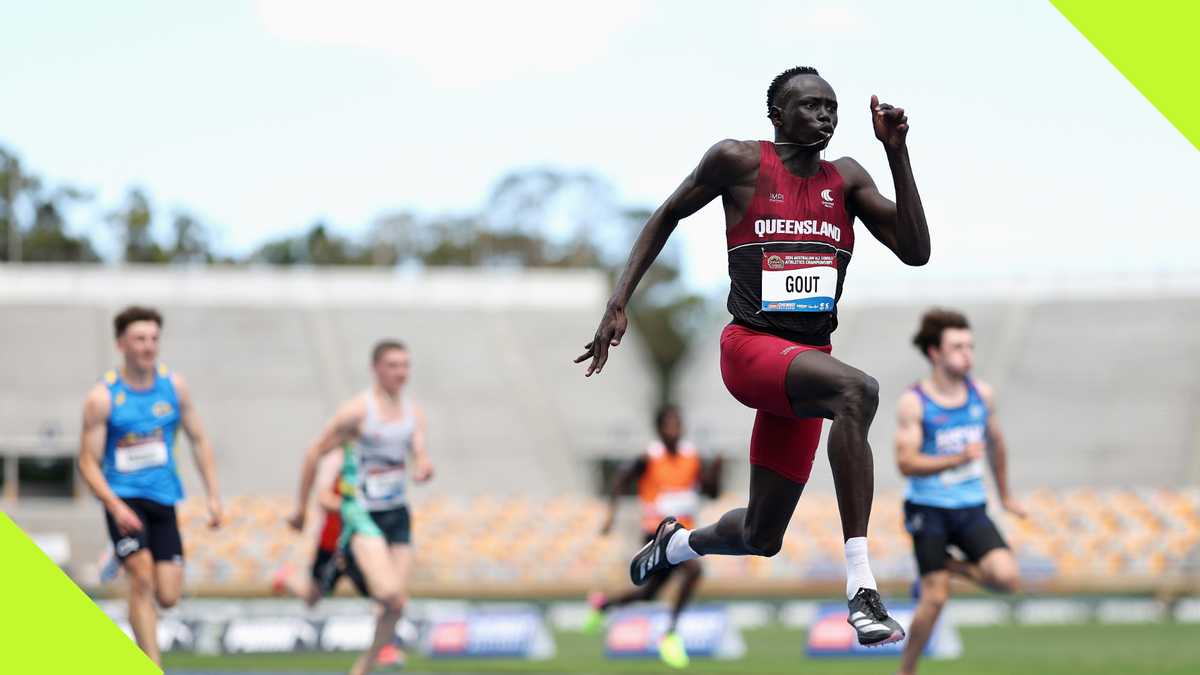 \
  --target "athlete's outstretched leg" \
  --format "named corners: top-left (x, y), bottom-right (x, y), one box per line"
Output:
top-left (668, 559), bottom-right (703, 633)
top-left (898, 570), bottom-right (950, 675)
top-left (348, 535), bottom-right (405, 675)
top-left (783, 350), bottom-right (881, 600)
top-left (123, 551), bottom-right (161, 666)
top-left (686, 465), bottom-right (803, 556)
